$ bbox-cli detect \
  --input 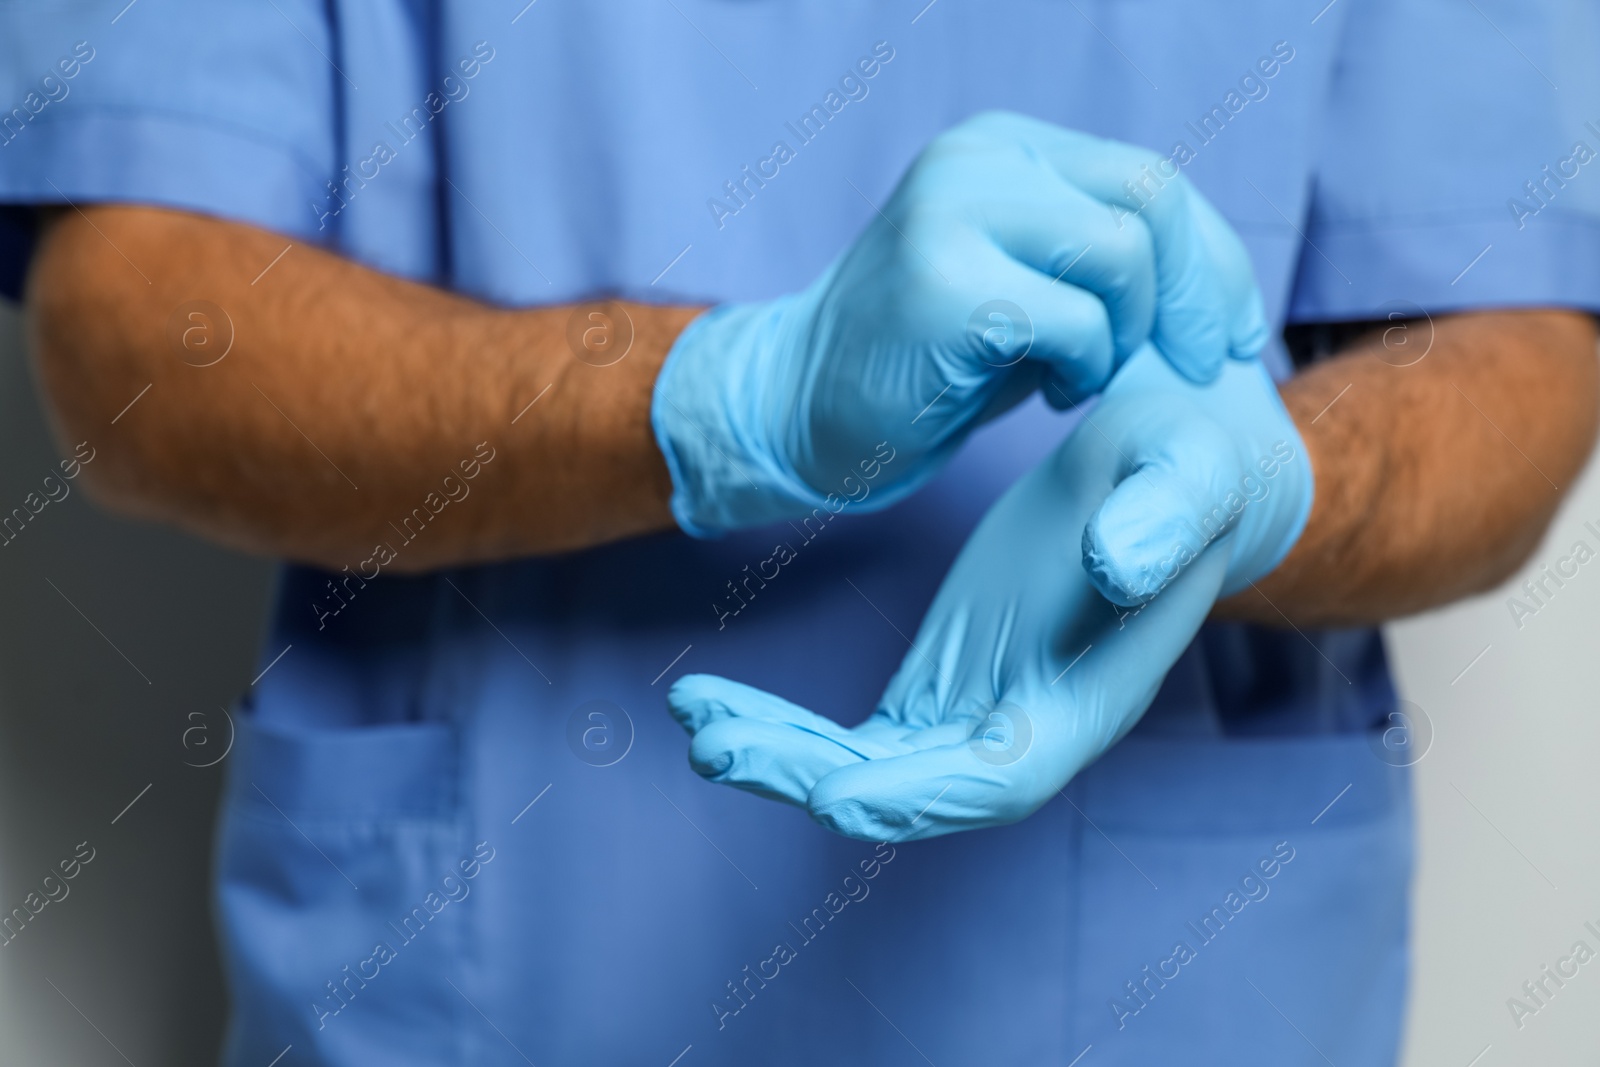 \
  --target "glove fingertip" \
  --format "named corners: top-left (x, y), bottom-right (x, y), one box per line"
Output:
top-left (1041, 370), bottom-right (1078, 411)
top-left (806, 768), bottom-right (905, 841)
top-left (808, 795), bottom-right (889, 842)
top-left (1228, 334), bottom-right (1269, 362)
top-left (665, 673), bottom-right (735, 730)
top-left (667, 671), bottom-right (722, 697)
top-left (1081, 517), bottom-right (1161, 608)
top-left (1229, 295), bottom-right (1272, 361)
top-left (687, 737), bottom-right (736, 779)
